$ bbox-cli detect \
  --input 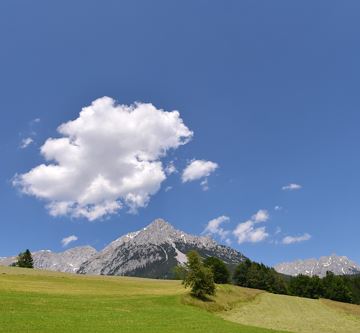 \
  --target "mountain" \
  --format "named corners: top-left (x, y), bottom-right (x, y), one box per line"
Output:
top-left (0, 219), bottom-right (246, 278)
top-left (78, 218), bottom-right (246, 278)
top-left (0, 246), bottom-right (97, 273)
top-left (275, 254), bottom-right (360, 278)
